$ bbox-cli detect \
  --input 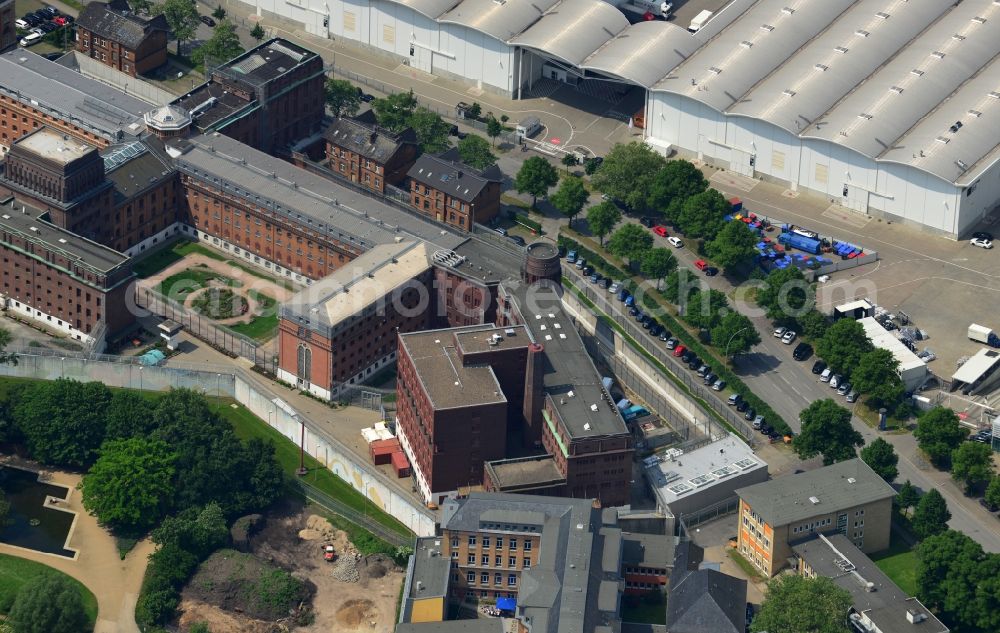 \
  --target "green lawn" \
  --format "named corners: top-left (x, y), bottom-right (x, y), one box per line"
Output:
top-left (159, 267), bottom-right (240, 301)
top-left (728, 549), bottom-right (765, 582)
top-left (132, 240), bottom-right (298, 290)
top-left (0, 554), bottom-right (98, 625)
top-left (225, 291), bottom-right (279, 341)
top-left (212, 401), bottom-right (412, 540)
top-left (621, 597), bottom-right (667, 625)
top-left (873, 539), bottom-right (918, 596)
